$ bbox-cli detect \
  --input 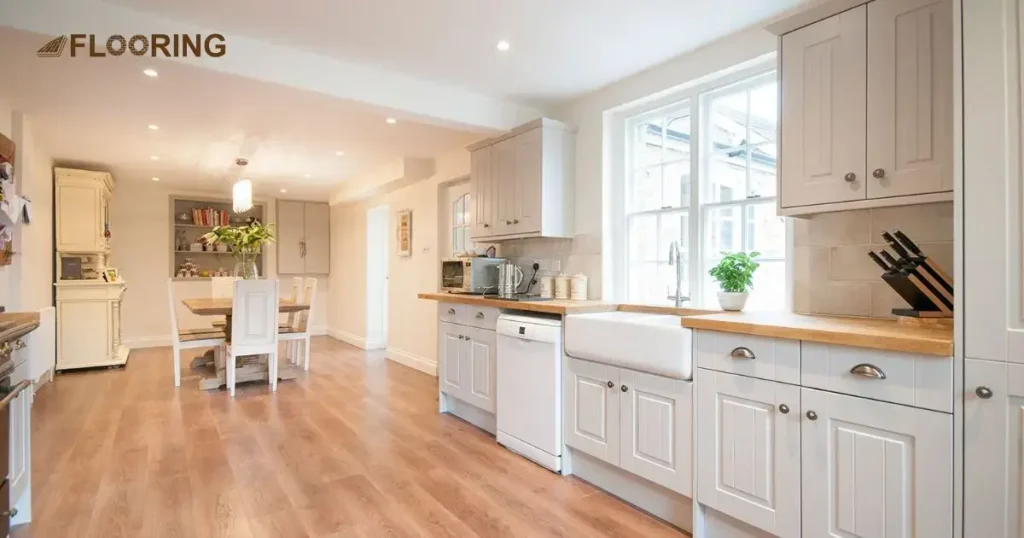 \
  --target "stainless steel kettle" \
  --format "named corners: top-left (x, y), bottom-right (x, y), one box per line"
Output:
top-left (497, 260), bottom-right (524, 298)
